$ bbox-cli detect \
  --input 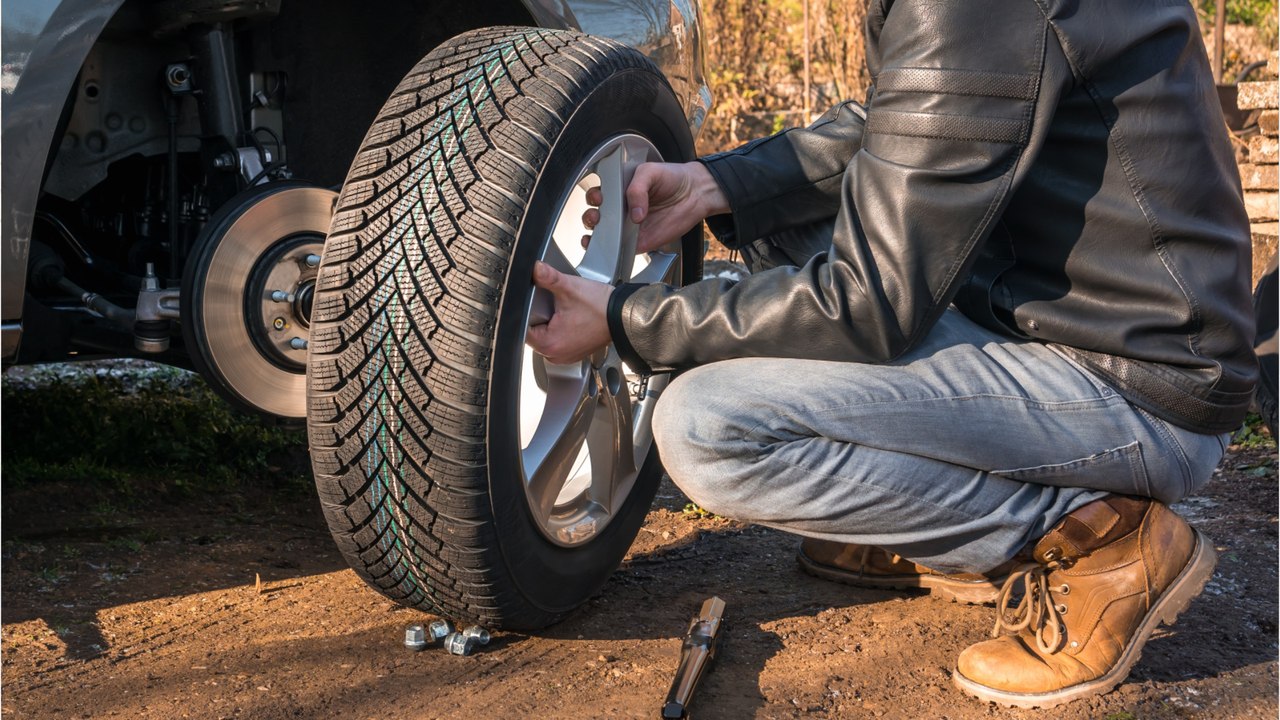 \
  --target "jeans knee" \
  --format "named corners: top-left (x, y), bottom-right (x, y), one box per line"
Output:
top-left (652, 367), bottom-right (747, 514)
top-left (653, 370), bottom-right (711, 474)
